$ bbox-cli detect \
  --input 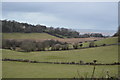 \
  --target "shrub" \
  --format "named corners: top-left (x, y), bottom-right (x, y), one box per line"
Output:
top-left (95, 45), bottom-right (98, 47)
top-left (71, 62), bottom-right (75, 64)
top-left (51, 44), bottom-right (61, 51)
top-left (36, 42), bottom-right (46, 51)
top-left (89, 41), bottom-right (94, 47)
top-left (73, 43), bottom-right (79, 49)
top-left (102, 44), bottom-right (106, 46)
top-left (2, 39), bottom-right (22, 50)
top-left (61, 44), bottom-right (69, 50)
top-left (2, 39), bottom-right (11, 49)
top-left (20, 40), bottom-right (36, 52)
top-left (79, 44), bottom-right (83, 47)
top-left (80, 60), bottom-right (84, 64)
